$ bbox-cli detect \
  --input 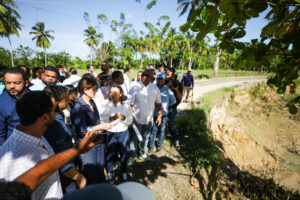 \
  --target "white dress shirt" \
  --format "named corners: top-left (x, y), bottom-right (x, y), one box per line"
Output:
top-left (62, 74), bottom-right (81, 87)
top-left (129, 82), bottom-right (161, 125)
top-left (31, 78), bottom-right (42, 85)
top-left (0, 128), bottom-right (63, 200)
top-left (123, 73), bottom-right (130, 94)
top-left (99, 100), bottom-right (133, 132)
